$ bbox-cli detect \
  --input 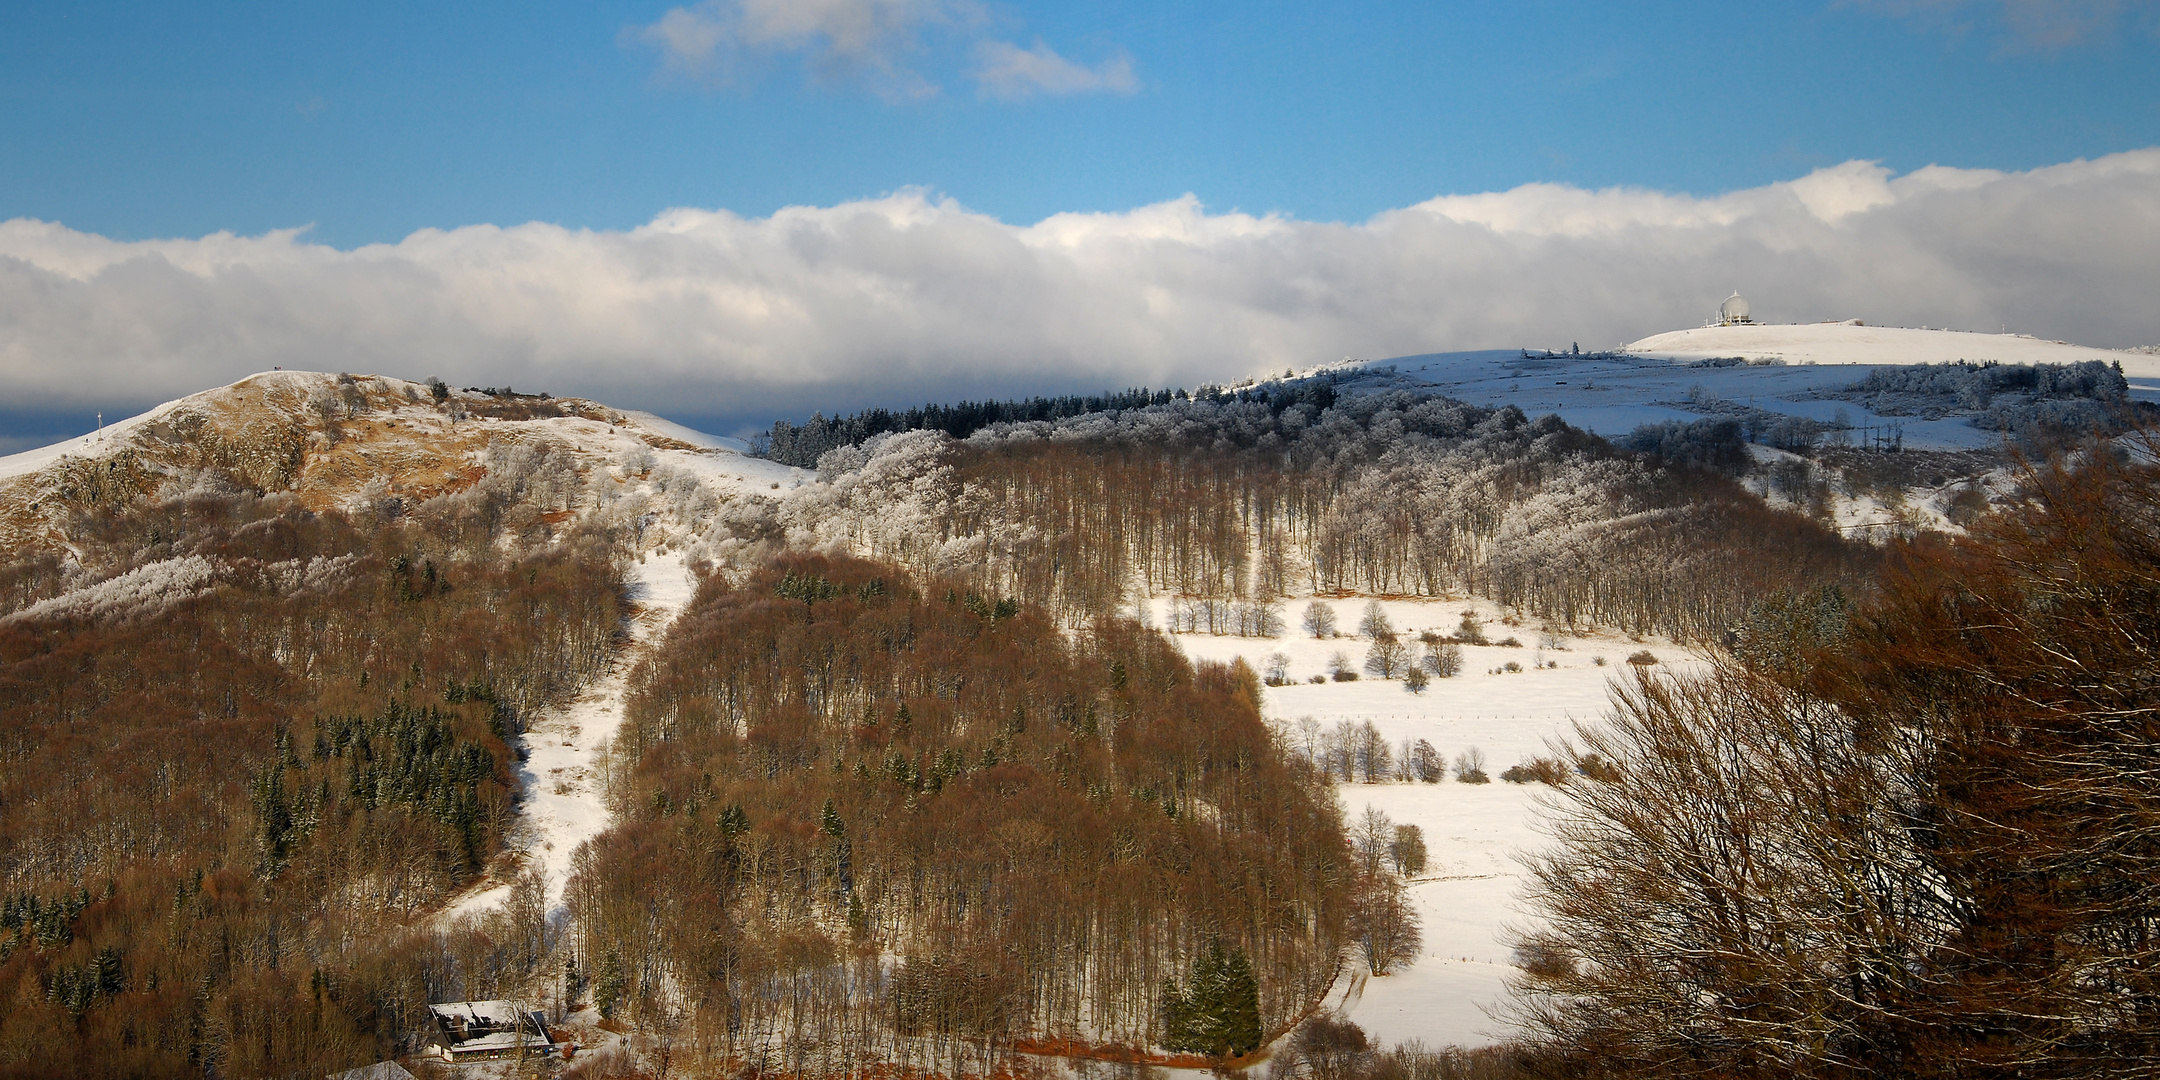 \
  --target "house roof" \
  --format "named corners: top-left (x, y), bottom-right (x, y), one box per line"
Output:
top-left (427, 999), bottom-right (531, 1028)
